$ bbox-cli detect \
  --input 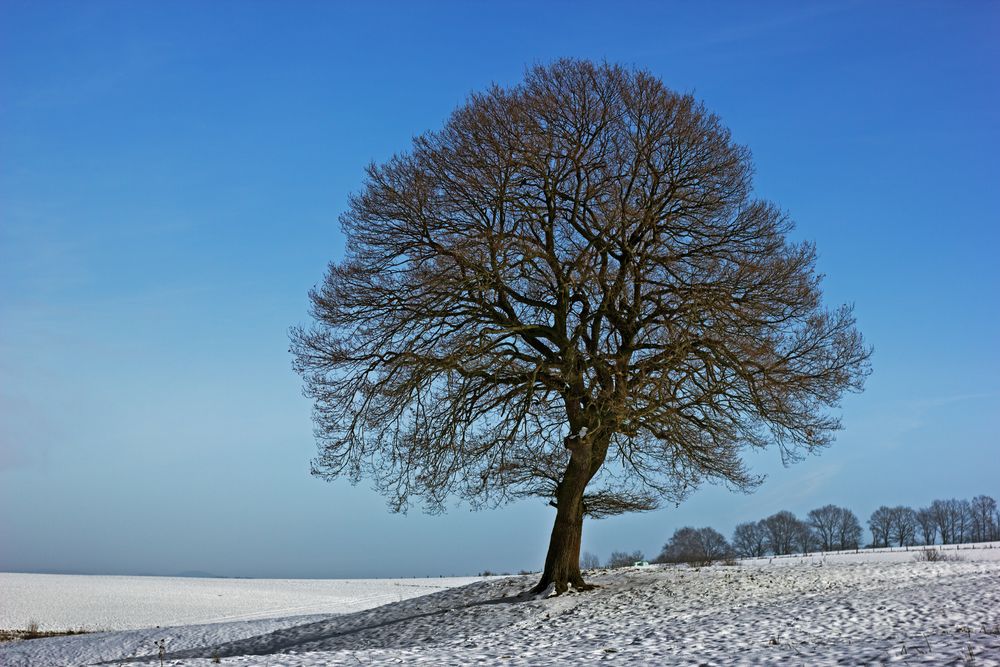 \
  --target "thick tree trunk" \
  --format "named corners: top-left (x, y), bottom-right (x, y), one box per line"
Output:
top-left (529, 439), bottom-right (596, 595)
